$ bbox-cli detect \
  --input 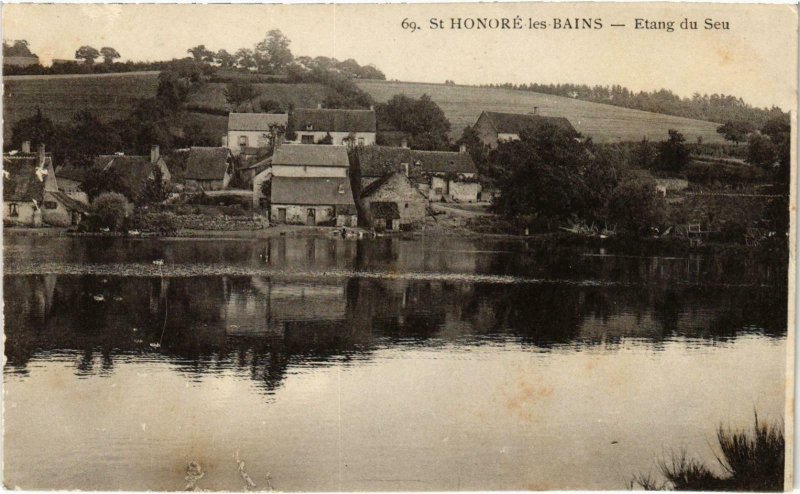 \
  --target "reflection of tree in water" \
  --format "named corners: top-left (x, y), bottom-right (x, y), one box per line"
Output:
top-left (4, 256), bottom-right (788, 387)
